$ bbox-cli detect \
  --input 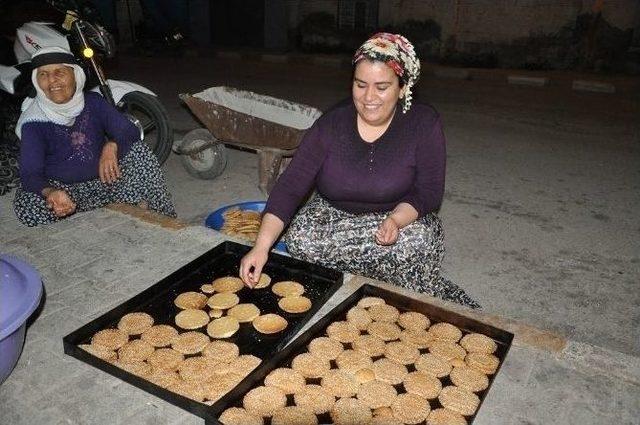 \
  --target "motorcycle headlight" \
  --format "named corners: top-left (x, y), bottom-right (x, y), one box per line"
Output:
top-left (79, 21), bottom-right (116, 59)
